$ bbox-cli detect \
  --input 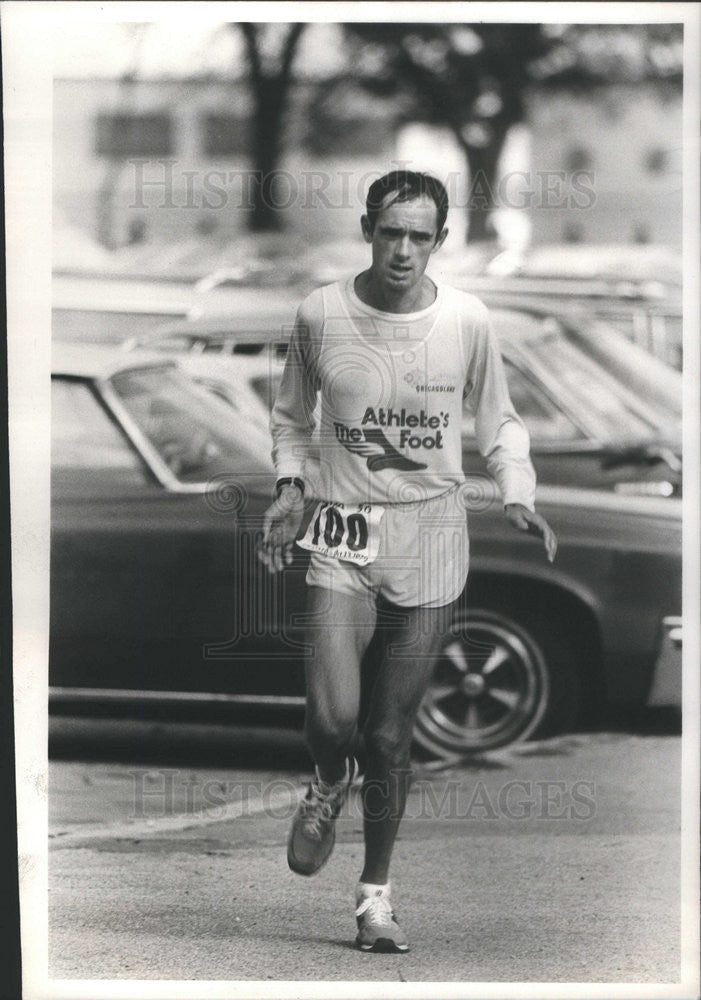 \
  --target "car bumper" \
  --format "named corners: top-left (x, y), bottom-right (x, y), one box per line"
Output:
top-left (647, 616), bottom-right (682, 707)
